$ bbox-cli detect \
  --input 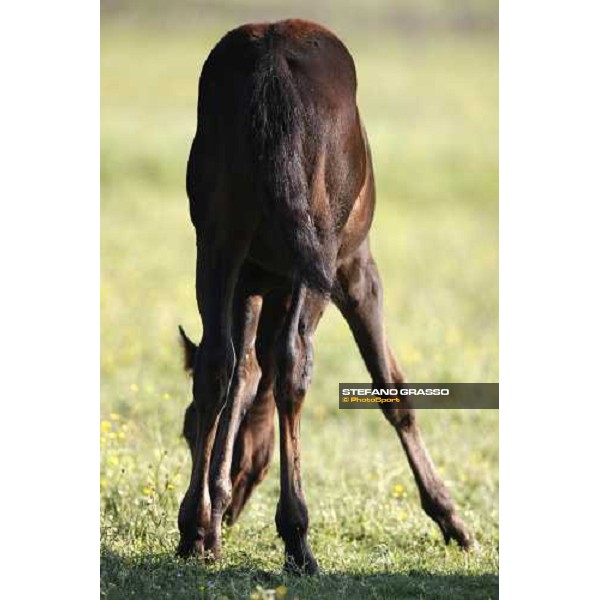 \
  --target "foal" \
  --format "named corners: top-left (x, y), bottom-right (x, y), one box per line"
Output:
top-left (177, 19), bottom-right (474, 574)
